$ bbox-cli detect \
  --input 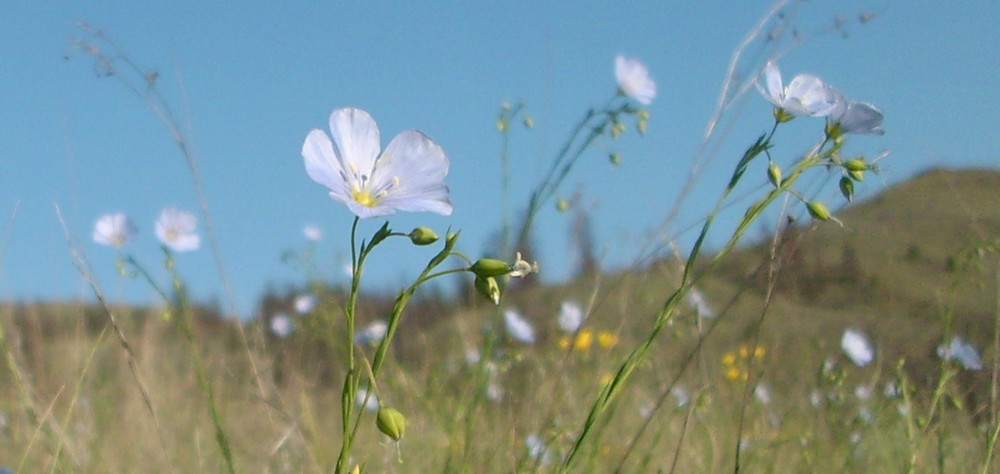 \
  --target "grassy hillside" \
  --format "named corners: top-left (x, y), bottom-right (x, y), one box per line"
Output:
top-left (1, 168), bottom-right (998, 472)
